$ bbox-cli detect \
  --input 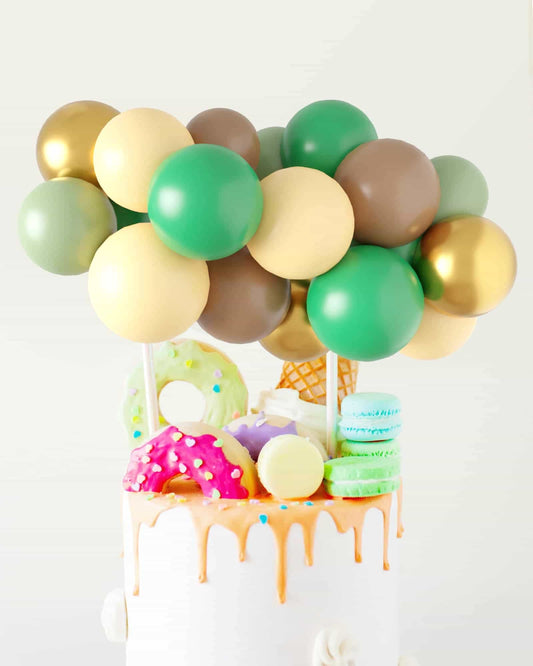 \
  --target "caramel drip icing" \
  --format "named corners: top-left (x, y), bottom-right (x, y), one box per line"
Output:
top-left (397, 480), bottom-right (405, 538)
top-left (127, 481), bottom-right (402, 603)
